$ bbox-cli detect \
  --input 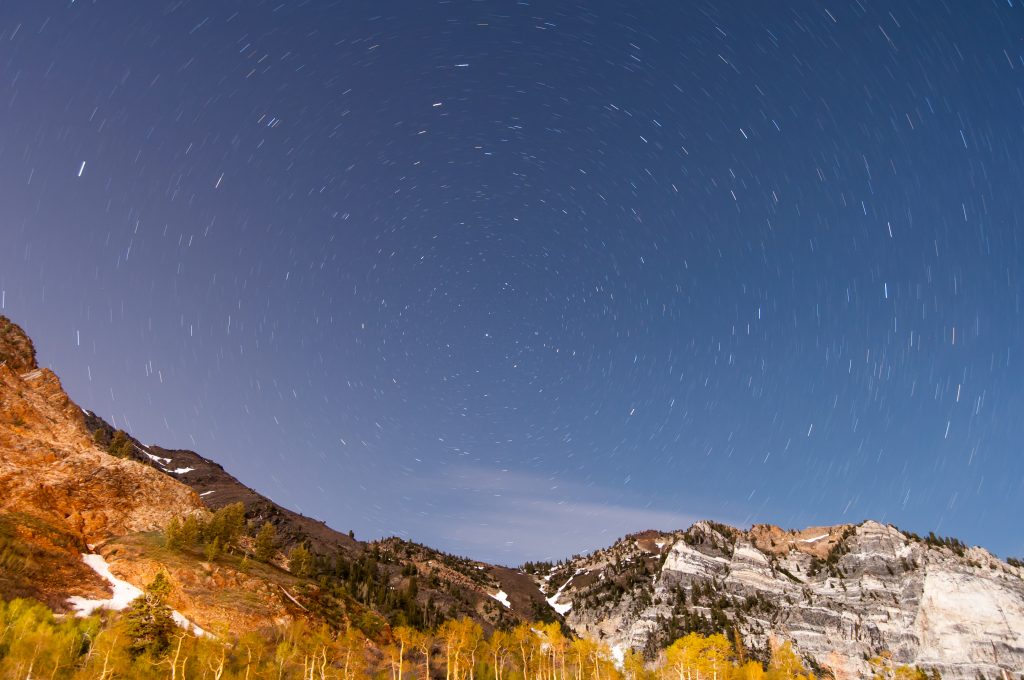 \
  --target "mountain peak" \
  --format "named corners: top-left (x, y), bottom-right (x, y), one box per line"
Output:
top-left (0, 315), bottom-right (38, 372)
